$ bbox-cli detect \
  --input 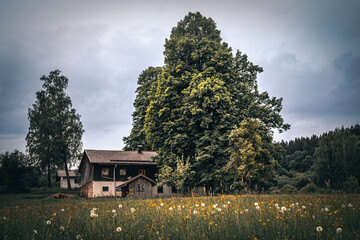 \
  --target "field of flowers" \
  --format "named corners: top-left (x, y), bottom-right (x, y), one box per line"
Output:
top-left (0, 194), bottom-right (359, 239)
